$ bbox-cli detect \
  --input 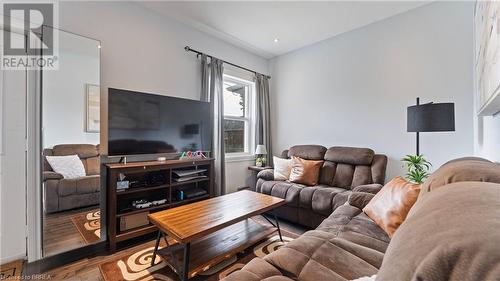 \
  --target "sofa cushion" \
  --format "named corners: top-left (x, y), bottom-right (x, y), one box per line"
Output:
top-left (287, 145), bottom-right (327, 160)
top-left (311, 187), bottom-right (349, 216)
top-left (222, 258), bottom-right (292, 281)
top-left (257, 169), bottom-right (274, 181)
top-left (420, 157), bottom-right (500, 197)
top-left (324, 147), bottom-right (375, 165)
top-left (259, 181), bottom-right (302, 207)
top-left (289, 157), bottom-right (323, 186)
top-left (298, 186), bottom-right (348, 211)
top-left (58, 178), bottom-right (78, 196)
top-left (371, 155), bottom-right (388, 185)
top-left (58, 175), bottom-right (100, 196)
top-left (318, 161), bottom-right (337, 185)
top-left (348, 192), bottom-right (375, 210)
top-left (52, 144), bottom-right (99, 159)
top-left (263, 230), bottom-right (380, 281)
top-left (352, 184), bottom-right (382, 194)
top-left (363, 177), bottom-right (420, 237)
top-left (76, 175), bottom-right (100, 194)
top-left (378, 182), bottom-right (500, 281)
top-left (317, 205), bottom-right (390, 253)
top-left (332, 163), bottom-right (355, 188)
